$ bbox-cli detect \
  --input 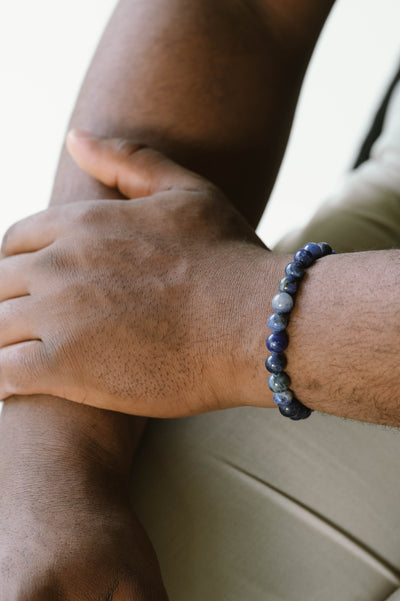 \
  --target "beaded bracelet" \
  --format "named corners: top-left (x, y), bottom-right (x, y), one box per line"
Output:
top-left (266, 242), bottom-right (334, 420)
